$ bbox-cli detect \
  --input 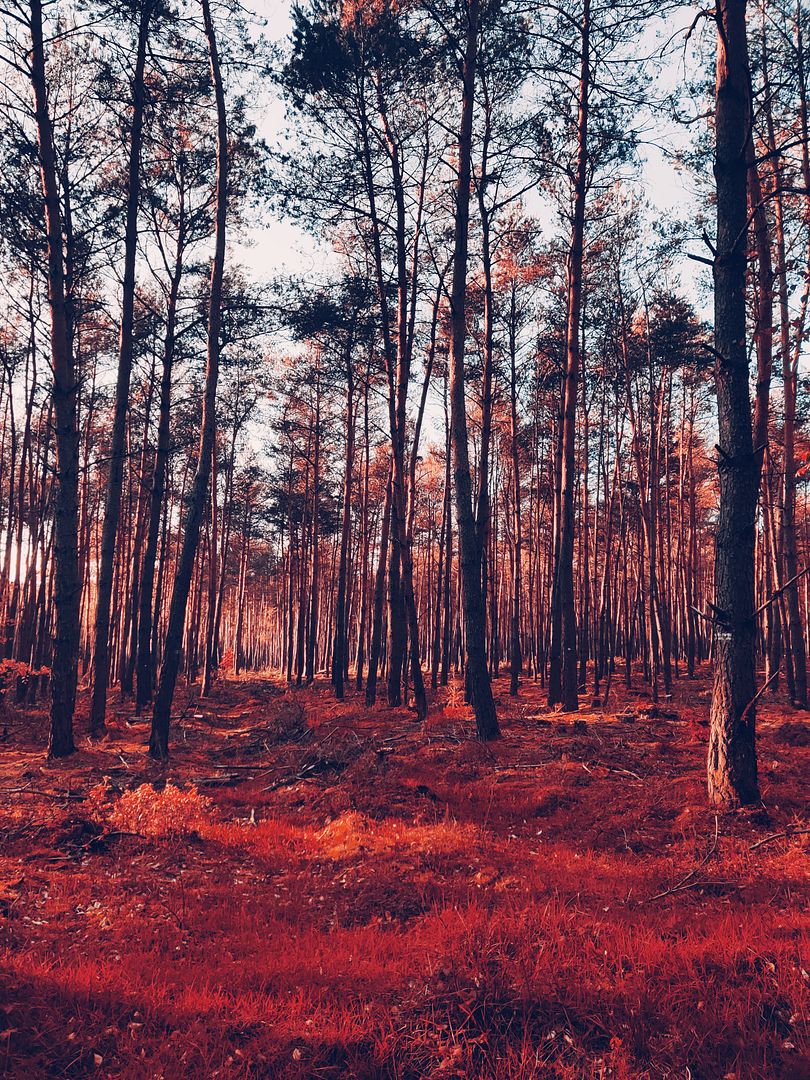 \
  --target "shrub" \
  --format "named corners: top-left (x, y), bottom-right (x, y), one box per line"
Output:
top-left (89, 782), bottom-right (212, 838)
